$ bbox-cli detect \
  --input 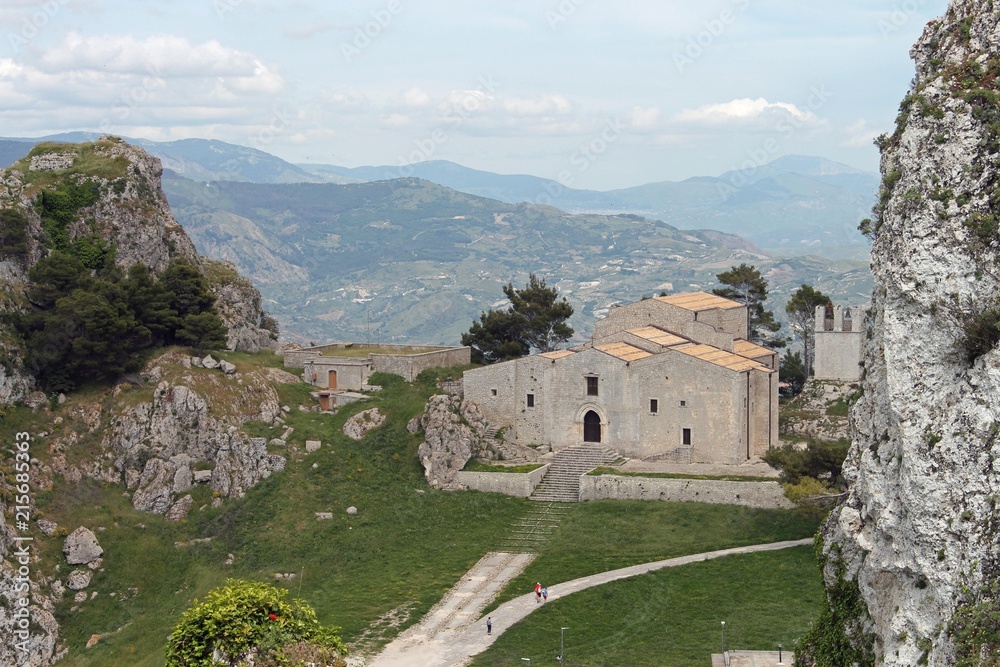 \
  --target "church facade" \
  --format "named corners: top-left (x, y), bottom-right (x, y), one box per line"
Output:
top-left (463, 292), bottom-right (779, 464)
